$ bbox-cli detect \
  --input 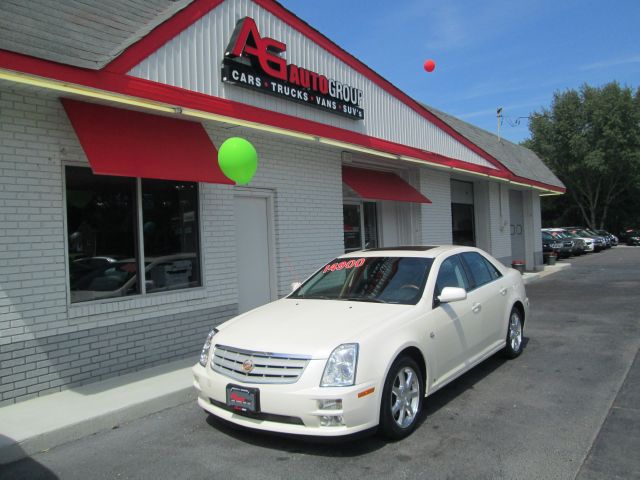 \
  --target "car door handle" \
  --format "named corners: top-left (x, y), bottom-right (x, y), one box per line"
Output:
top-left (500, 287), bottom-right (508, 296)
top-left (472, 303), bottom-right (482, 313)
